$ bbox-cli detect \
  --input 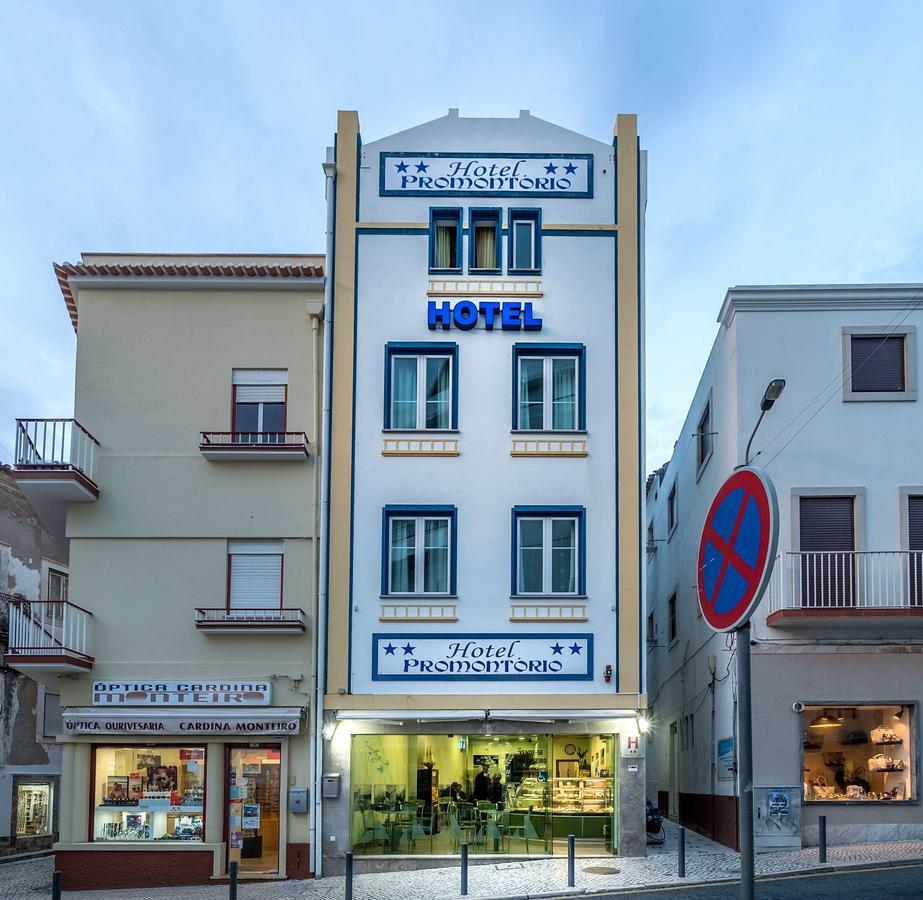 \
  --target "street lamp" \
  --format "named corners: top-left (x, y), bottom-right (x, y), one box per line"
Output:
top-left (744, 379), bottom-right (786, 466)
